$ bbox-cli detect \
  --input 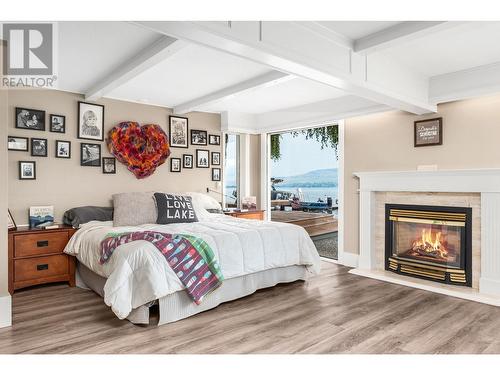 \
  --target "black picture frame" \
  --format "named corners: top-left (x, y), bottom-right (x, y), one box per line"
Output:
top-left (102, 157), bottom-right (116, 174)
top-left (170, 157), bottom-right (182, 172)
top-left (15, 107), bottom-right (45, 131)
top-left (183, 154), bottom-right (193, 169)
top-left (191, 129), bottom-right (208, 146)
top-left (212, 168), bottom-right (221, 182)
top-left (50, 114), bottom-right (66, 133)
top-left (7, 136), bottom-right (29, 152)
top-left (209, 134), bottom-right (221, 145)
top-left (211, 151), bottom-right (221, 166)
top-left (196, 149), bottom-right (210, 168)
top-left (55, 140), bottom-right (71, 159)
top-left (8, 209), bottom-right (17, 231)
top-left (414, 117), bottom-right (443, 147)
top-left (19, 161), bottom-right (36, 180)
top-left (80, 143), bottom-right (101, 167)
top-left (78, 101), bottom-right (105, 141)
top-left (169, 115), bottom-right (189, 148)
top-left (30, 138), bottom-right (48, 157)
